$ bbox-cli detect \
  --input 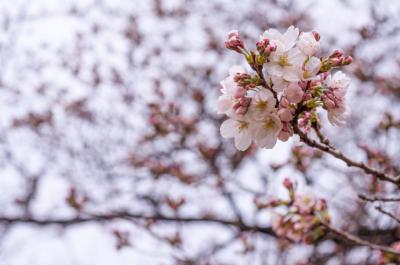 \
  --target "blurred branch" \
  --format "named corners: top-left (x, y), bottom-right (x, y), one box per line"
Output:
top-left (375, 206), bottom-right (400, 224)
top-left (358, 194), bottom-right (400, 202)
top-left (322, 222), bottom-right (400, 256)
top-left (0, 212), bottom-right (275, 235)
